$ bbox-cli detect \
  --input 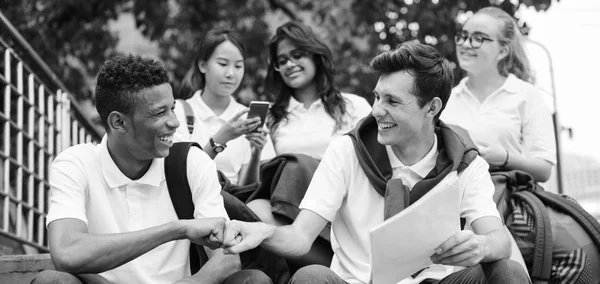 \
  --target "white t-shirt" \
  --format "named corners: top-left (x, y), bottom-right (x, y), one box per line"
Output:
top-left (299, 135), bottom-right (500, 284)
top-left (270, 93), bottom-right (371, 159)
top-left (173, 91), bottom-right (276, 184)
top-left (46, 136), bottom-right (228, 284)
top-left (441, 74), bottom-right (556, 165)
